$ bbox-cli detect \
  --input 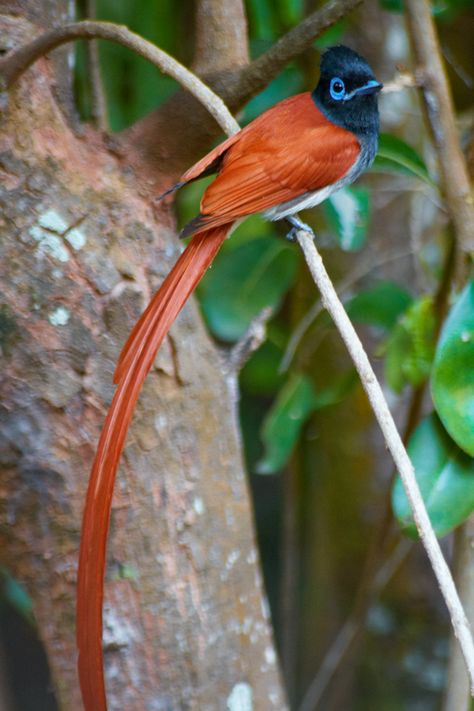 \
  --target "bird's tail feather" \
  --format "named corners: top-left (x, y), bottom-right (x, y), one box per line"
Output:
top-left (77, 225), bottom-right (230, 711)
